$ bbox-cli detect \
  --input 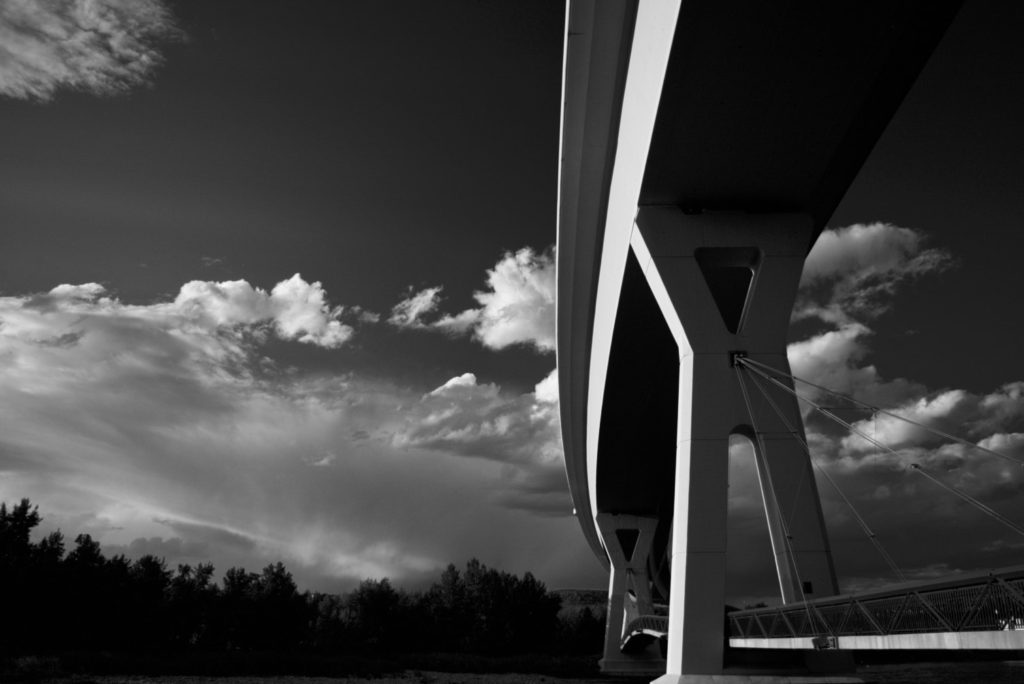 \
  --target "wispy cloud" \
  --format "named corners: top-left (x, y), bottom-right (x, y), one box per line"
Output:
top-left (105, 535), bottom-right (213, 562)
top-left (389, 247), bottom-right (556, 353)
top-left (388, 286), bottom-right (442, 329)
top-left (0, 0), bottom-right (180, 101)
